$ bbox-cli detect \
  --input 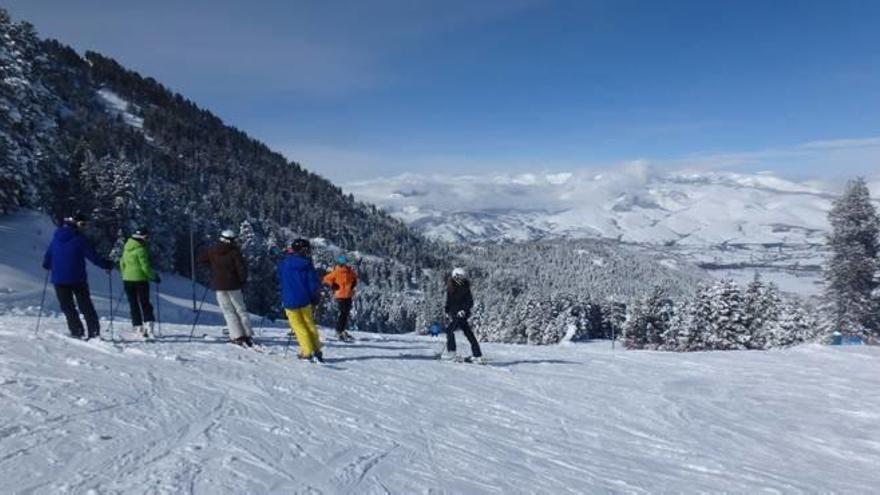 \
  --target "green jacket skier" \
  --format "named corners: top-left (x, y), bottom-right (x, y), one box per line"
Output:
top-left (120, 237), bottom-right (158, 282)
top-left (119, 229), bottom-right (160, 339)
